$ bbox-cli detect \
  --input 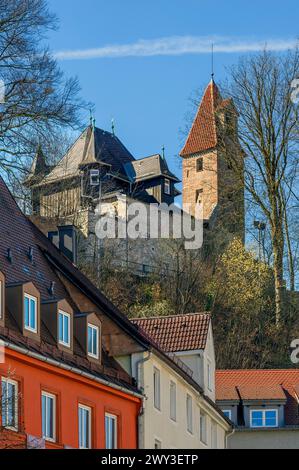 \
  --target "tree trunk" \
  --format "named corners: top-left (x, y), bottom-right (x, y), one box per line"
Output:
top-left (271, 223), bottom-right (285, 325)
top-left (284, 210), bottom-right (295, 291)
